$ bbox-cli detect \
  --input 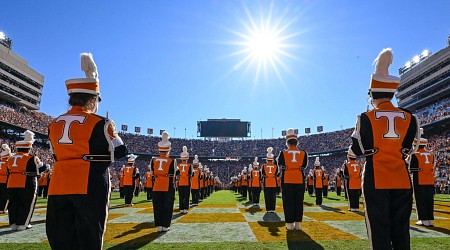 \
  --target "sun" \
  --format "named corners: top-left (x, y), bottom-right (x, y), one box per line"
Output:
top-left (226, 2), bottom-right (300, 83)
top-left (247, 29), bottom-right (280, 61)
